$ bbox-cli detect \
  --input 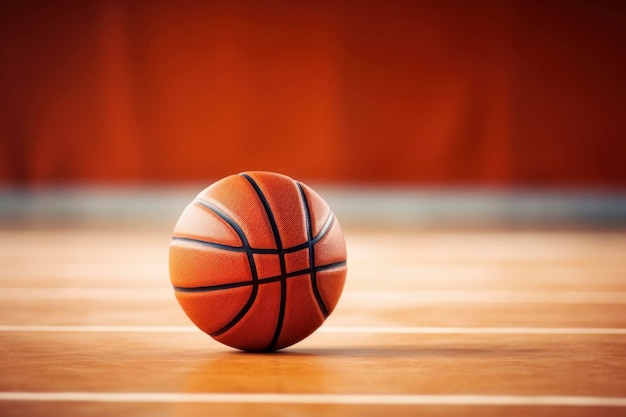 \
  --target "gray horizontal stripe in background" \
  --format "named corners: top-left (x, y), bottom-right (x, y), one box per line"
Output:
top-left (0, 186), bottom-right (625, 227)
